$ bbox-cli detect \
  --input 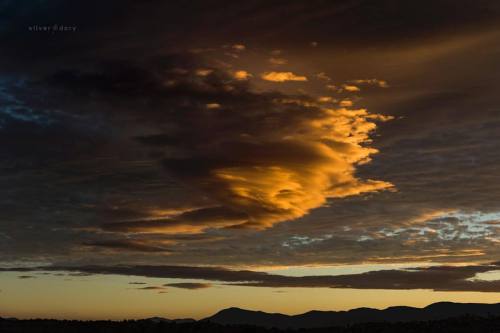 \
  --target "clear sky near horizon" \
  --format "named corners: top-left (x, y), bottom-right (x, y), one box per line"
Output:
top-left (0, 0), bottom-right (499, 319)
